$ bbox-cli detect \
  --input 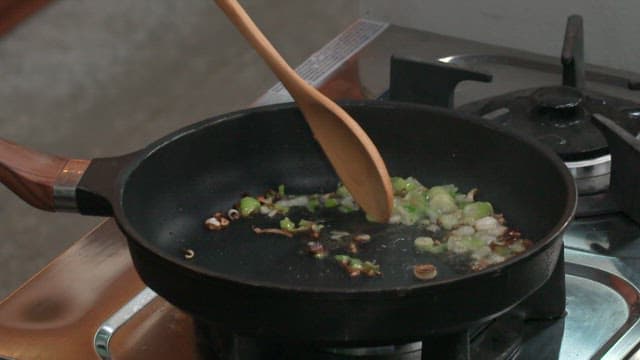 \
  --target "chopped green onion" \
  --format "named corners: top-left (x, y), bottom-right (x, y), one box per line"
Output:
top-left (429, 193), bottom-right (458, 214)
top-left (393, 177), bottom-right (425, 195)
top-left (338, 205), bottom-right (356, 213)
top-left (362, 261), bottom-right (381, 275)
top-left (414, 237), bottom-right (446, 254)
top-left (414, 237), bottom-right (434, 251)
top-left (403, 177), bottom-right (423, 192)
top-left (334, 254), bottom-right (350, 264)
top-left (336, 185), bottom-right (351, 198)
top-left (298, 219), bottom-right (314, 228)
top-left (493, 245), bottom-right (511, 257)
top-left (404, 205), bottom-right (418, 214)
top-left (349, 258), bottom-right (363, 270)
top-left (273, 203), bottom-right (290, 215)
top-left (217, 177), bottom-right (530, 277)
top-left (391, 177), bottom-right (406, 192)
top-left (306, 197), bottom-right (320, 212)
top-left (324, 197), bottom-right (339, 208)
top-left (462, 235), bottom-right (485, 250)
top-left (279, 217), bottom-right (295, 231)
top-left (314, 252), bottom-right (328, 259)
top-left (239, 196), bottom-right (261, 217)
top-left (462, 202), bottom-right (494, 221)
top-left (438, 212), bottom-right (462, 230)
top-left (426, 185), bottom-right (457, 199)
top-left (404, 188), bottom-right (428, 208)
